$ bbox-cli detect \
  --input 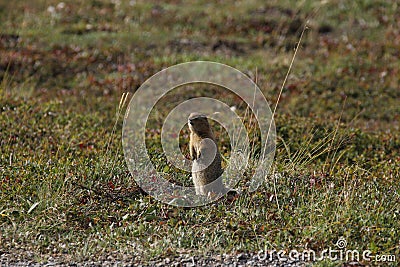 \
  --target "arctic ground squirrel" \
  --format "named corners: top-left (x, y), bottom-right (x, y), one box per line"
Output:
top-left (188, 113), bottom-right (227, 196)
